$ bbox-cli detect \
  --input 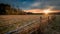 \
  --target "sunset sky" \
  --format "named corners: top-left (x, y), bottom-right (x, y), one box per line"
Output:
top-left (0, 0), bottom-right (60, 13)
